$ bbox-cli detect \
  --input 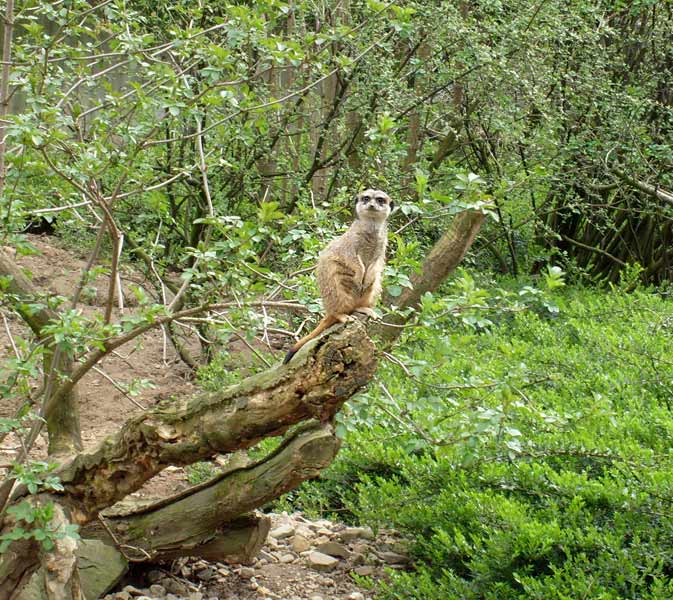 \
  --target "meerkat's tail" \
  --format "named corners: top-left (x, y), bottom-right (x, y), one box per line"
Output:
top-left (283, 314), bottom-right (340, 364)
